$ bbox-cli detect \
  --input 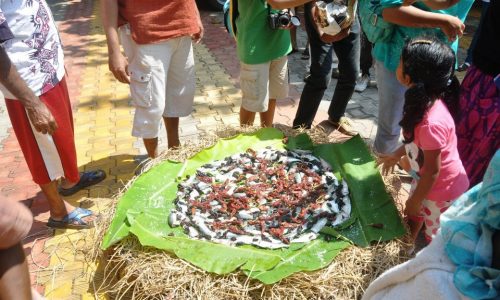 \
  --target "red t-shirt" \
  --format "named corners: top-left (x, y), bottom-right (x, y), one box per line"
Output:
top-left (118, 0), bottom-right (200, 44)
